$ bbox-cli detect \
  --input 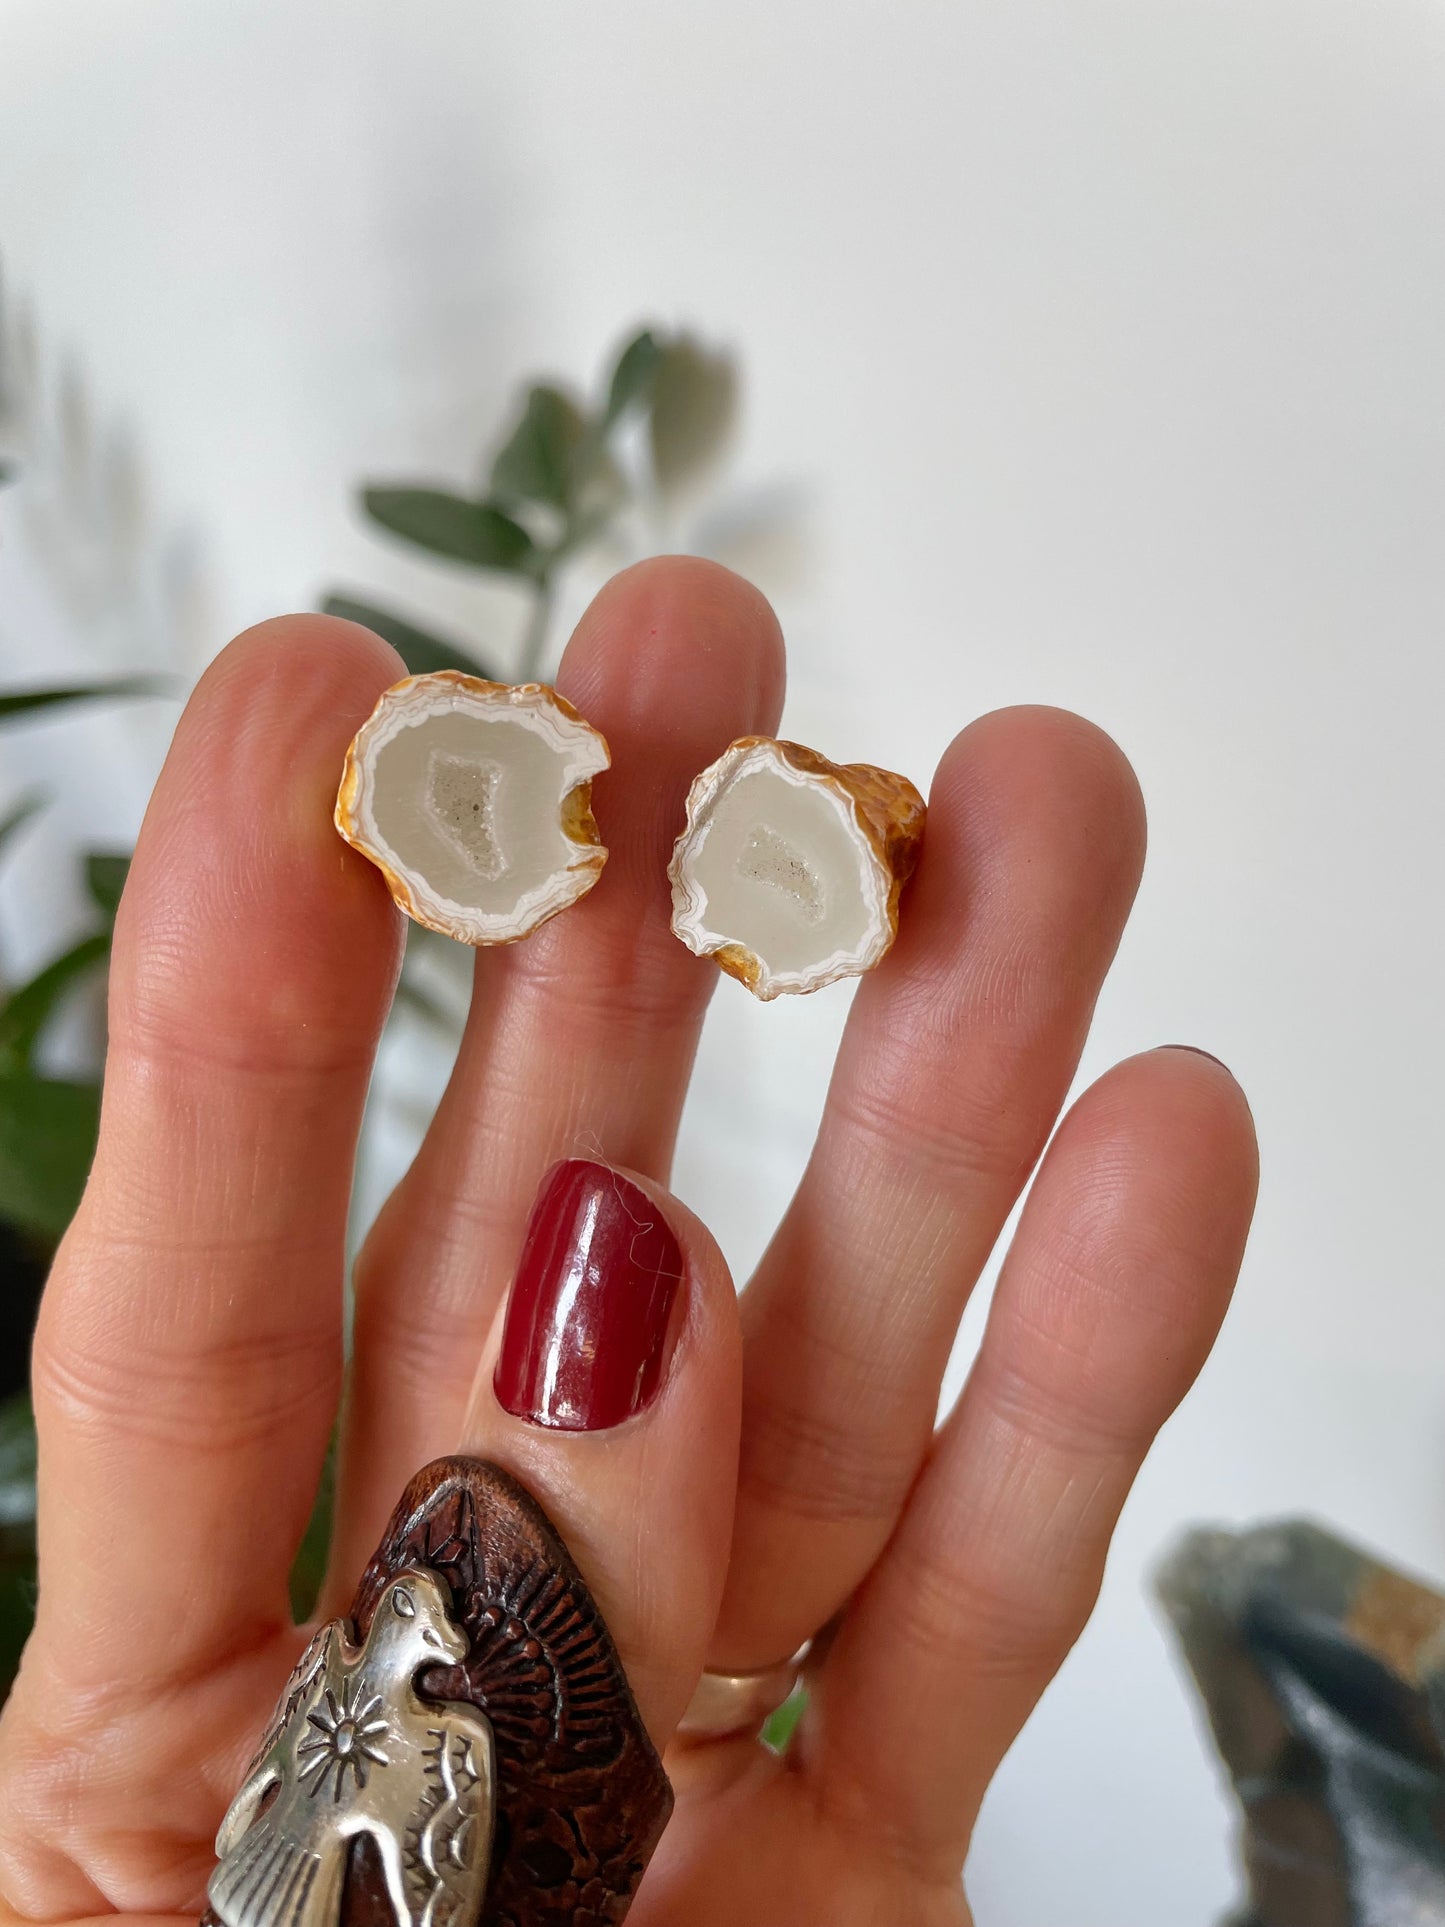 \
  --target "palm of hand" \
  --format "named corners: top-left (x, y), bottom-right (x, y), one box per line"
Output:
top-left (0, 563), bottom-right (1255, 1927)
top-left (1, 1654), bottom-right (974, 1927)
top-left (650, 1763), bottom-right (976, 1927)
